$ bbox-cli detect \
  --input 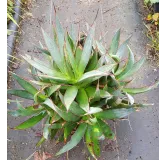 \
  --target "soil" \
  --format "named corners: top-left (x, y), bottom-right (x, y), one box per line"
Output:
top-left (7, 0), bottom-right (159, 160)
